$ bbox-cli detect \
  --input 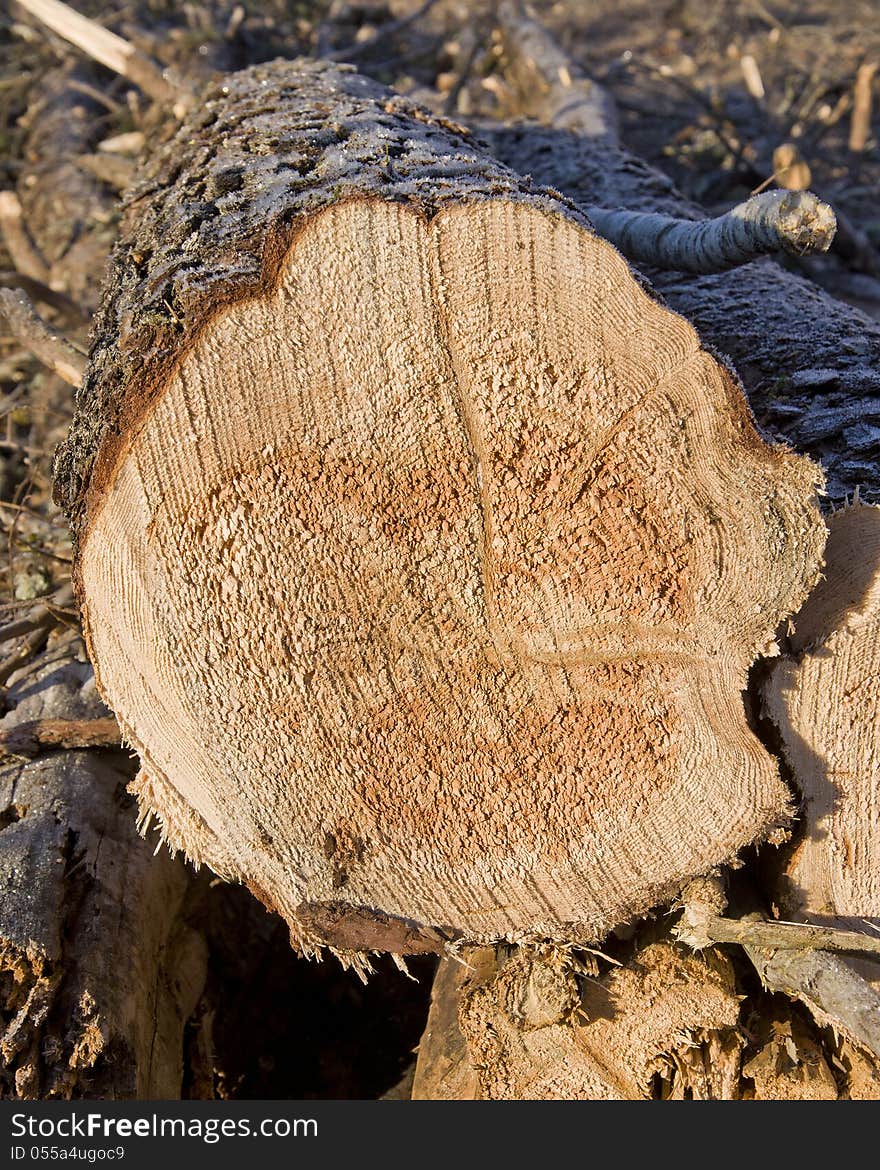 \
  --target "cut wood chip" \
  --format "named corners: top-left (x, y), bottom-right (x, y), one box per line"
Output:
top-left (56, 60), bottom-right (825, 960)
